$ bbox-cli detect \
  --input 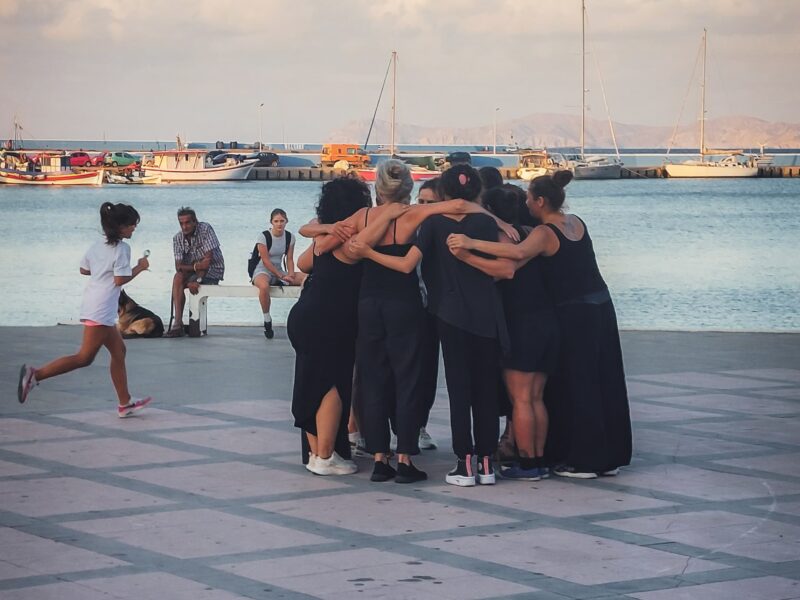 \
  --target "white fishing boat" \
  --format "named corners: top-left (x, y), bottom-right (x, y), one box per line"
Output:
top-left (569, 0), bottom-right (623, 180)
top-left (0, 153), bottom-right (104, 186)
top-left (664, 30), bottom-right (758, 179)
top-left (142, 150), bottom-right (256, 182)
